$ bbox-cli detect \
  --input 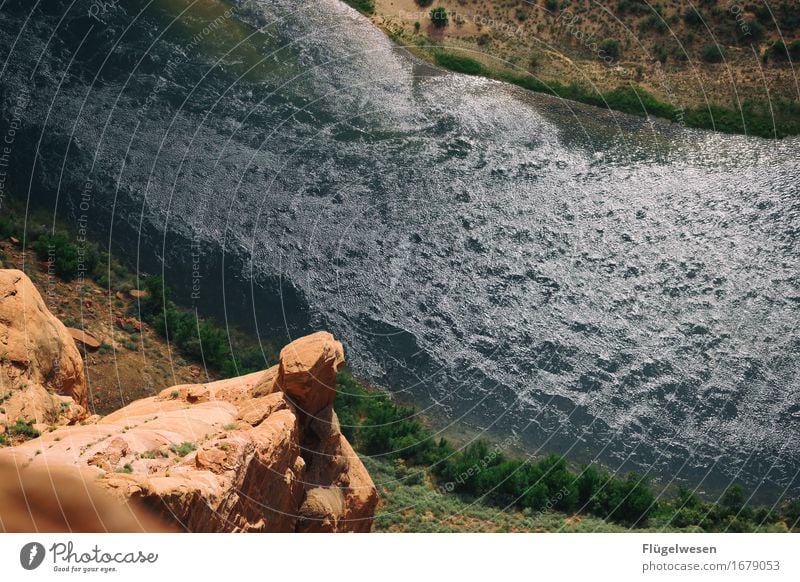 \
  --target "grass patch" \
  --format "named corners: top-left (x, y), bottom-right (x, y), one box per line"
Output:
top-left (8, 419), bottom-right (40, 439)
top-left (169, 441), bottom-right (196, 457)
top-left (115, 463), bottom-right (133, 474)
